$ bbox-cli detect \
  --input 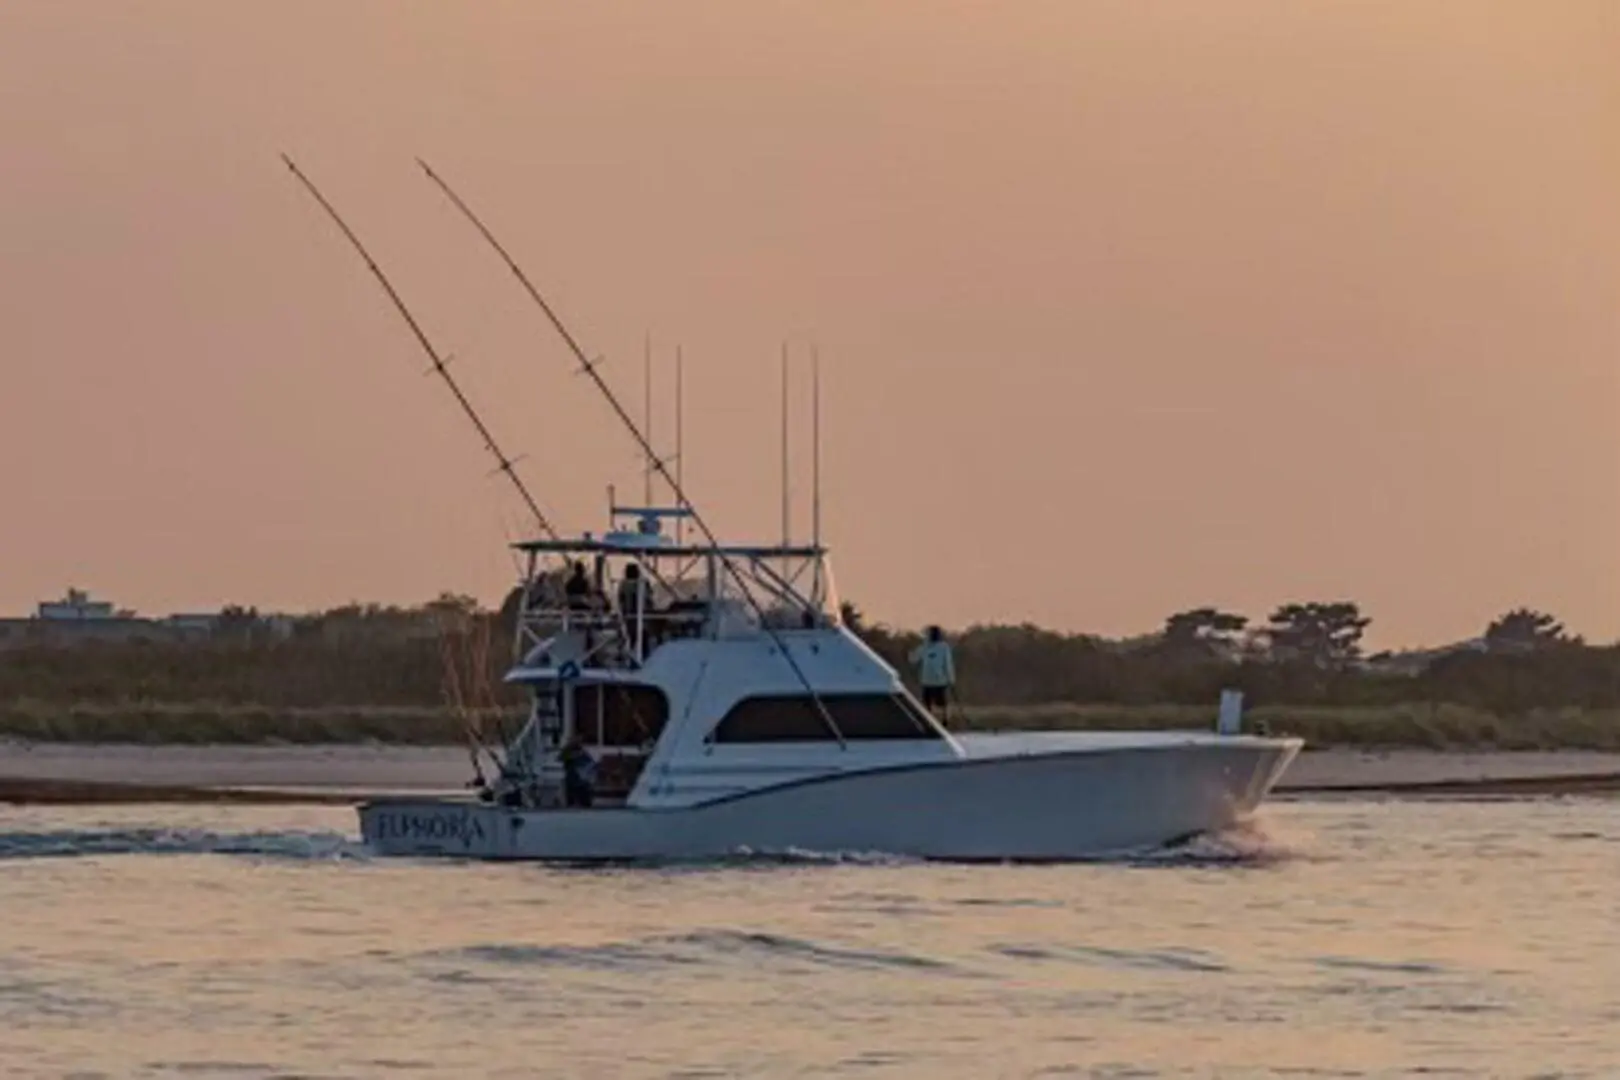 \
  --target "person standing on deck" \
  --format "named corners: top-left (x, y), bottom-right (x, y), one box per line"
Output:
top-left (563, 559), bottom-right (602, 655)
top-left (617, 563), bottom-right (647, 656)
top-left (559, 734), bottom-right (597, 808)
top-left (910, 626), bottom-right (956, 722)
